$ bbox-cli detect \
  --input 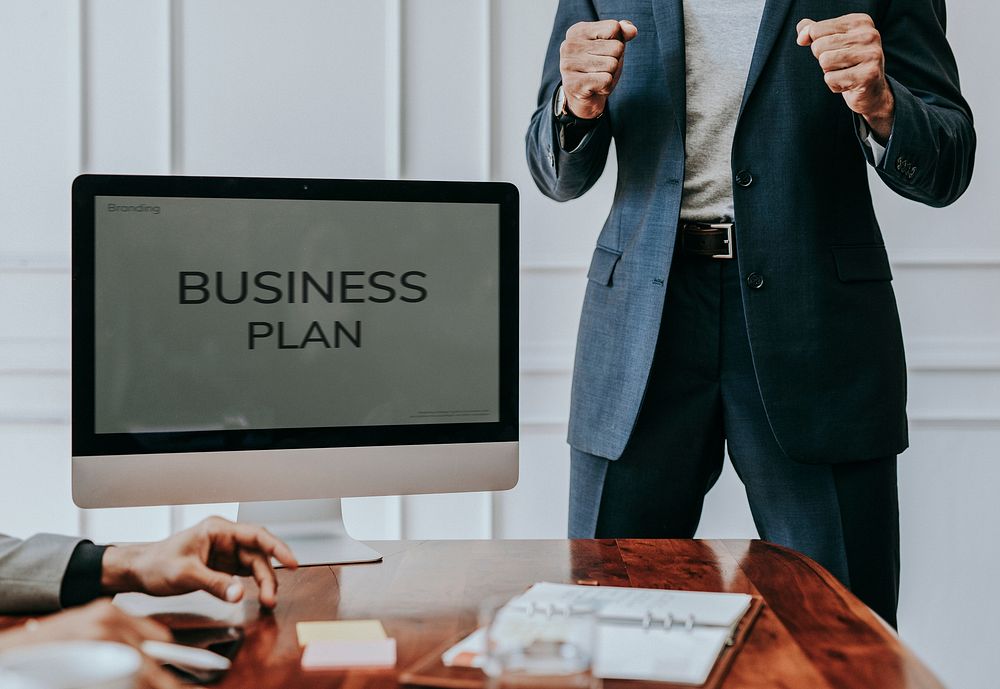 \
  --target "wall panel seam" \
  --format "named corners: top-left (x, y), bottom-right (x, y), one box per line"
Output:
top-left (6, 253), bottom-right (1000, 273)
top-left (385, 0), bottom-right (402, 181)
top-left (79, 0), bottom-right (89, 172)
top-left (168, 0), bottom-right (183, 175)
top-left (167, 0), bottom-right (182, 531)
top-left (76, 0), bottom-right (88, 540)
top-left (482, 0), bottom-right (495, 538)
top-left (387, 0), bottom-right (405, 540)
